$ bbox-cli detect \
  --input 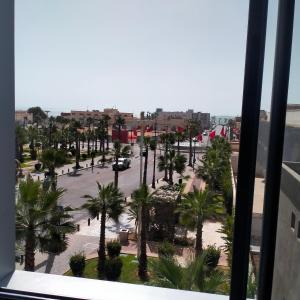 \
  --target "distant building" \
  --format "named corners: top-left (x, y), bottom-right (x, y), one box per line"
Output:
top-left (15, 110), bottom-right (33, 126)
top-left (154, 108), bottom-right (210, 130)
top-left (60, 108), bottom-right (134, 125)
